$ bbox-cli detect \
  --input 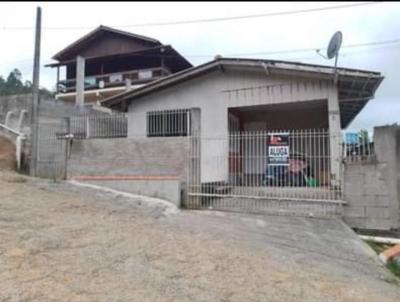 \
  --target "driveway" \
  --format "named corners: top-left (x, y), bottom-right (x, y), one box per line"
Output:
top-left (0, 170), bottom-right (399, 302)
